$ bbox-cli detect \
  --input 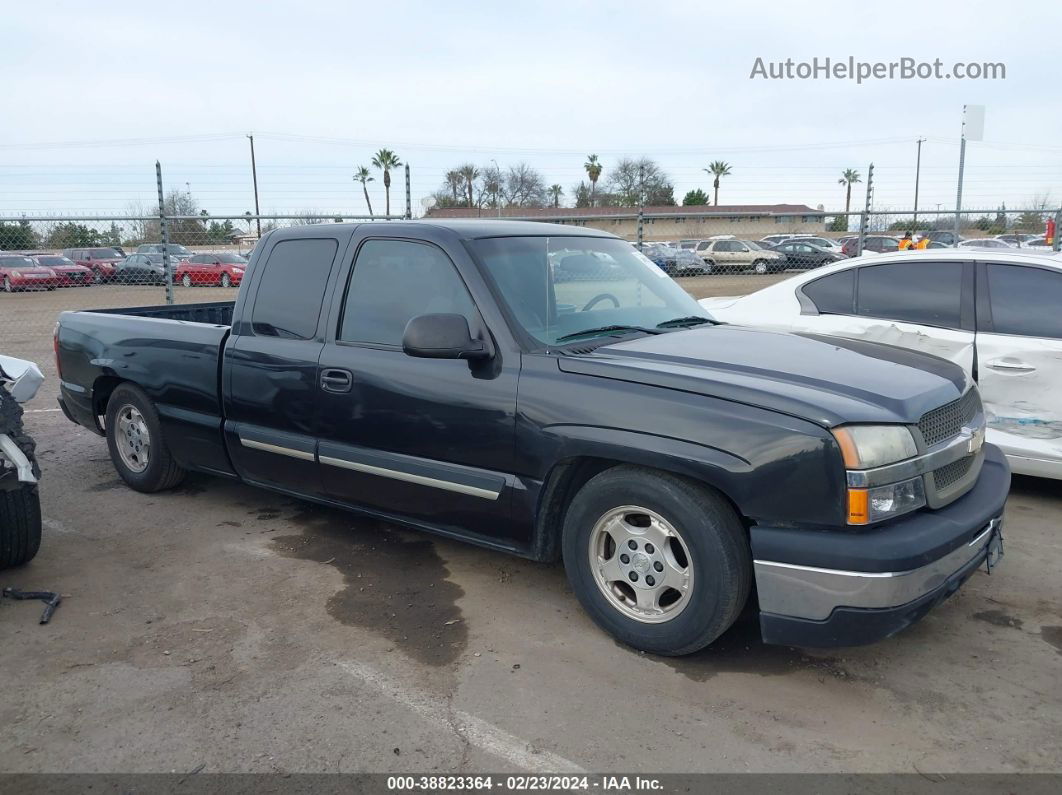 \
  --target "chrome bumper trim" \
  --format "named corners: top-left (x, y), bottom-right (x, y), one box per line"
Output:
top-left (753, 518), bottom-right (1000, 621)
